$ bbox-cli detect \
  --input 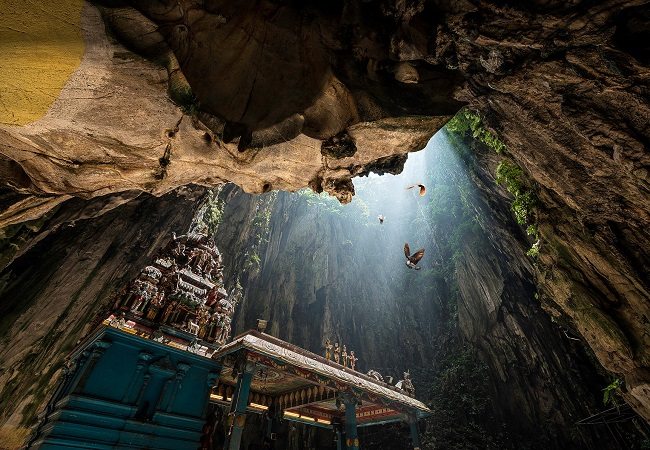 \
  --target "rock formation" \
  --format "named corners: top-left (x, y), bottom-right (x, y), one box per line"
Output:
top-left (0, 0), bottom-right (648, 431)
top-left (446, 2), bottom-right (650, 421)
top-left (0, 0), bottom-right (460, 230)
